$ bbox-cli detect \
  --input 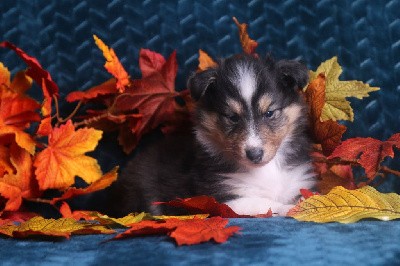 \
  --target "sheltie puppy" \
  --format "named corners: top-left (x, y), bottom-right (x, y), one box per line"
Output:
top-left (108, 54), bottom-right (315, 217)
